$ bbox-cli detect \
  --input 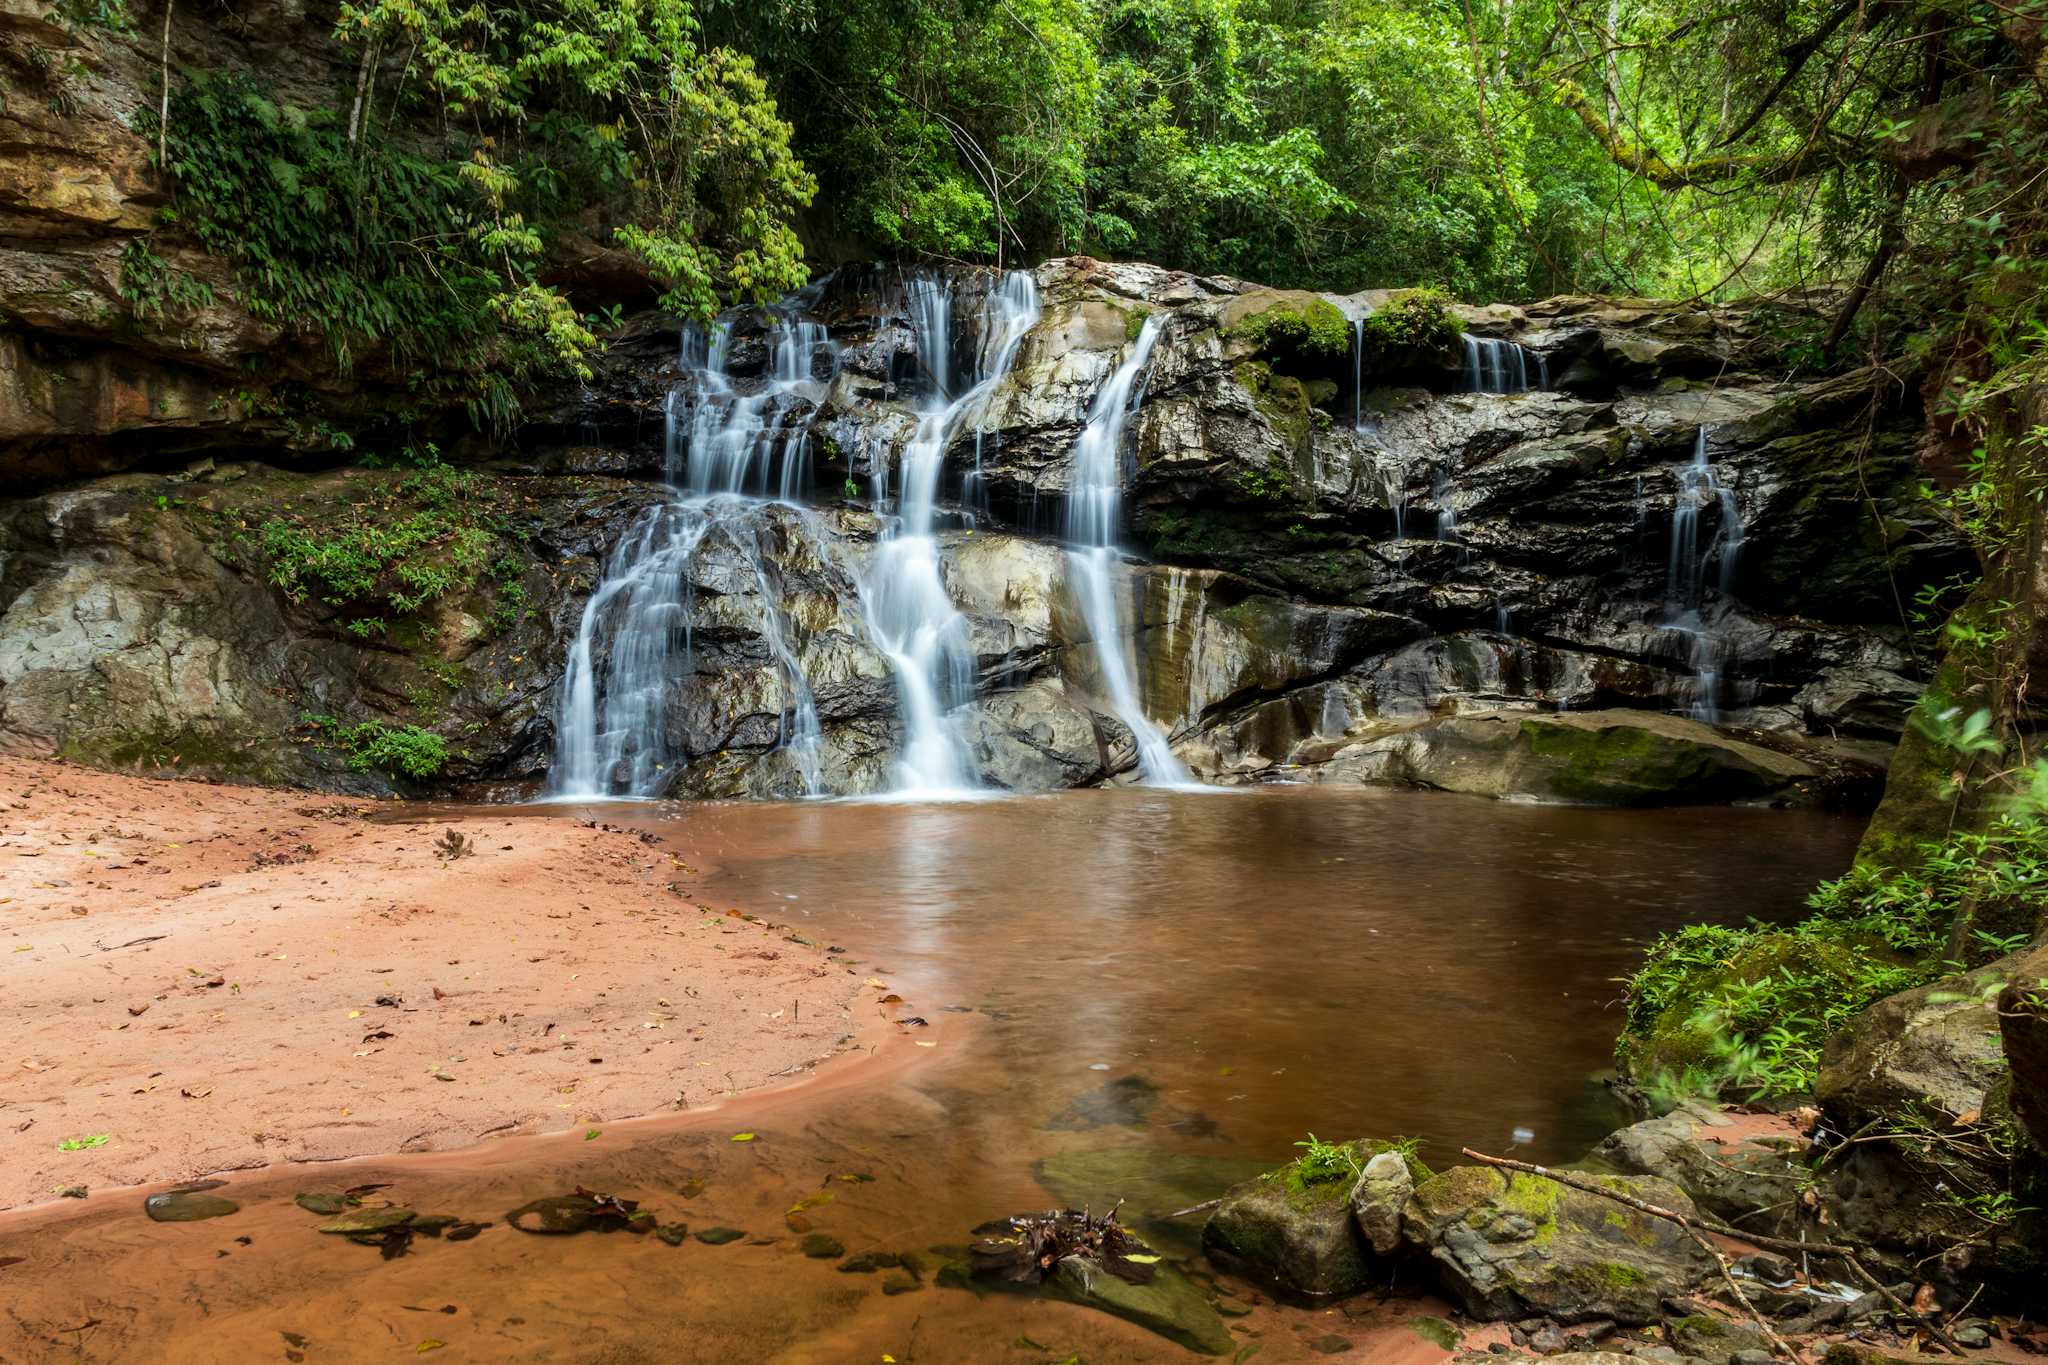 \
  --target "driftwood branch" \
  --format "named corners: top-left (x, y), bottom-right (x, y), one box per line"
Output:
top-left (1459, 1148), bottom-right (1964, 1358)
